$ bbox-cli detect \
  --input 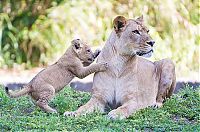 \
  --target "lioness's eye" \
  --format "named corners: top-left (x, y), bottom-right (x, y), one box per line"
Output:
top-left (132, 30), bottom-right (140, 35)
top-left (147, 30), bottom-right (149, 33)
top-left (87, 49), bottom-right (91, 53)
